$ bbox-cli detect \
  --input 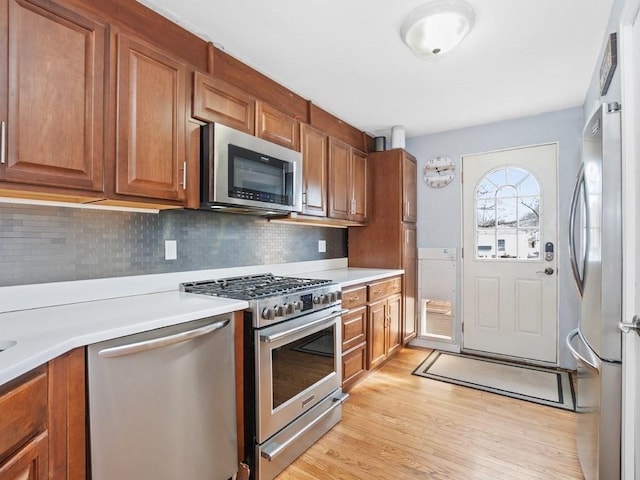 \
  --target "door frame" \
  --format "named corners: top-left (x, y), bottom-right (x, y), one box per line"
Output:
top-left (460, 141), bottom-right (560, 365)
